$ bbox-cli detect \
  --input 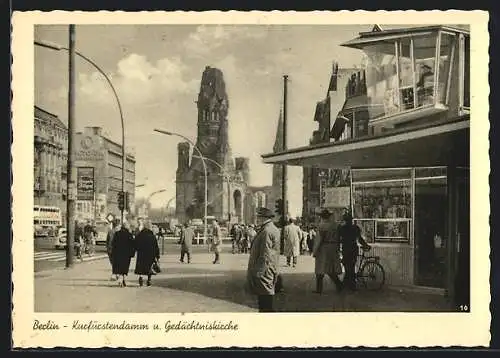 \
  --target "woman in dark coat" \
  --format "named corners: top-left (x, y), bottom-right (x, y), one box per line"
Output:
top-left (134, 221), bottom-right (160, 287)
top-left (111, 222), bottom-right (135, 287)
